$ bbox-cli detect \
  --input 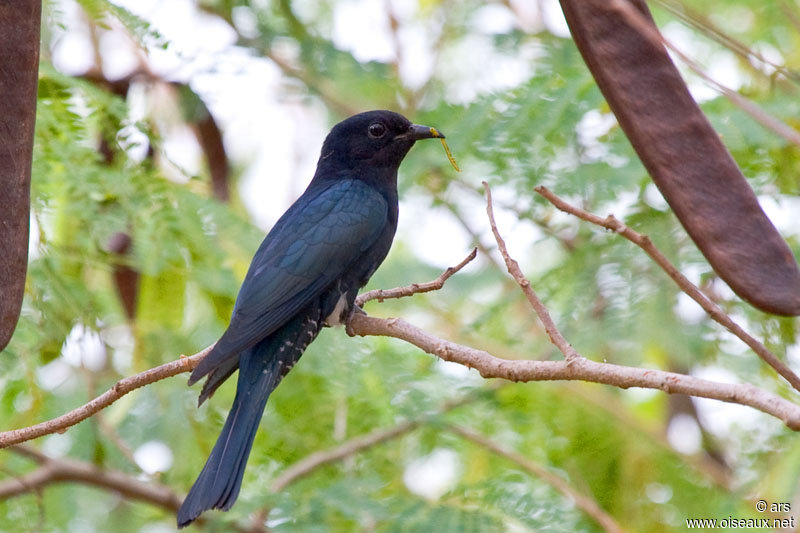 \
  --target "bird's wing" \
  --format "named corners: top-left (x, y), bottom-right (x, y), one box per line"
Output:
top-left (189, 179), bottom-right (388, 384)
